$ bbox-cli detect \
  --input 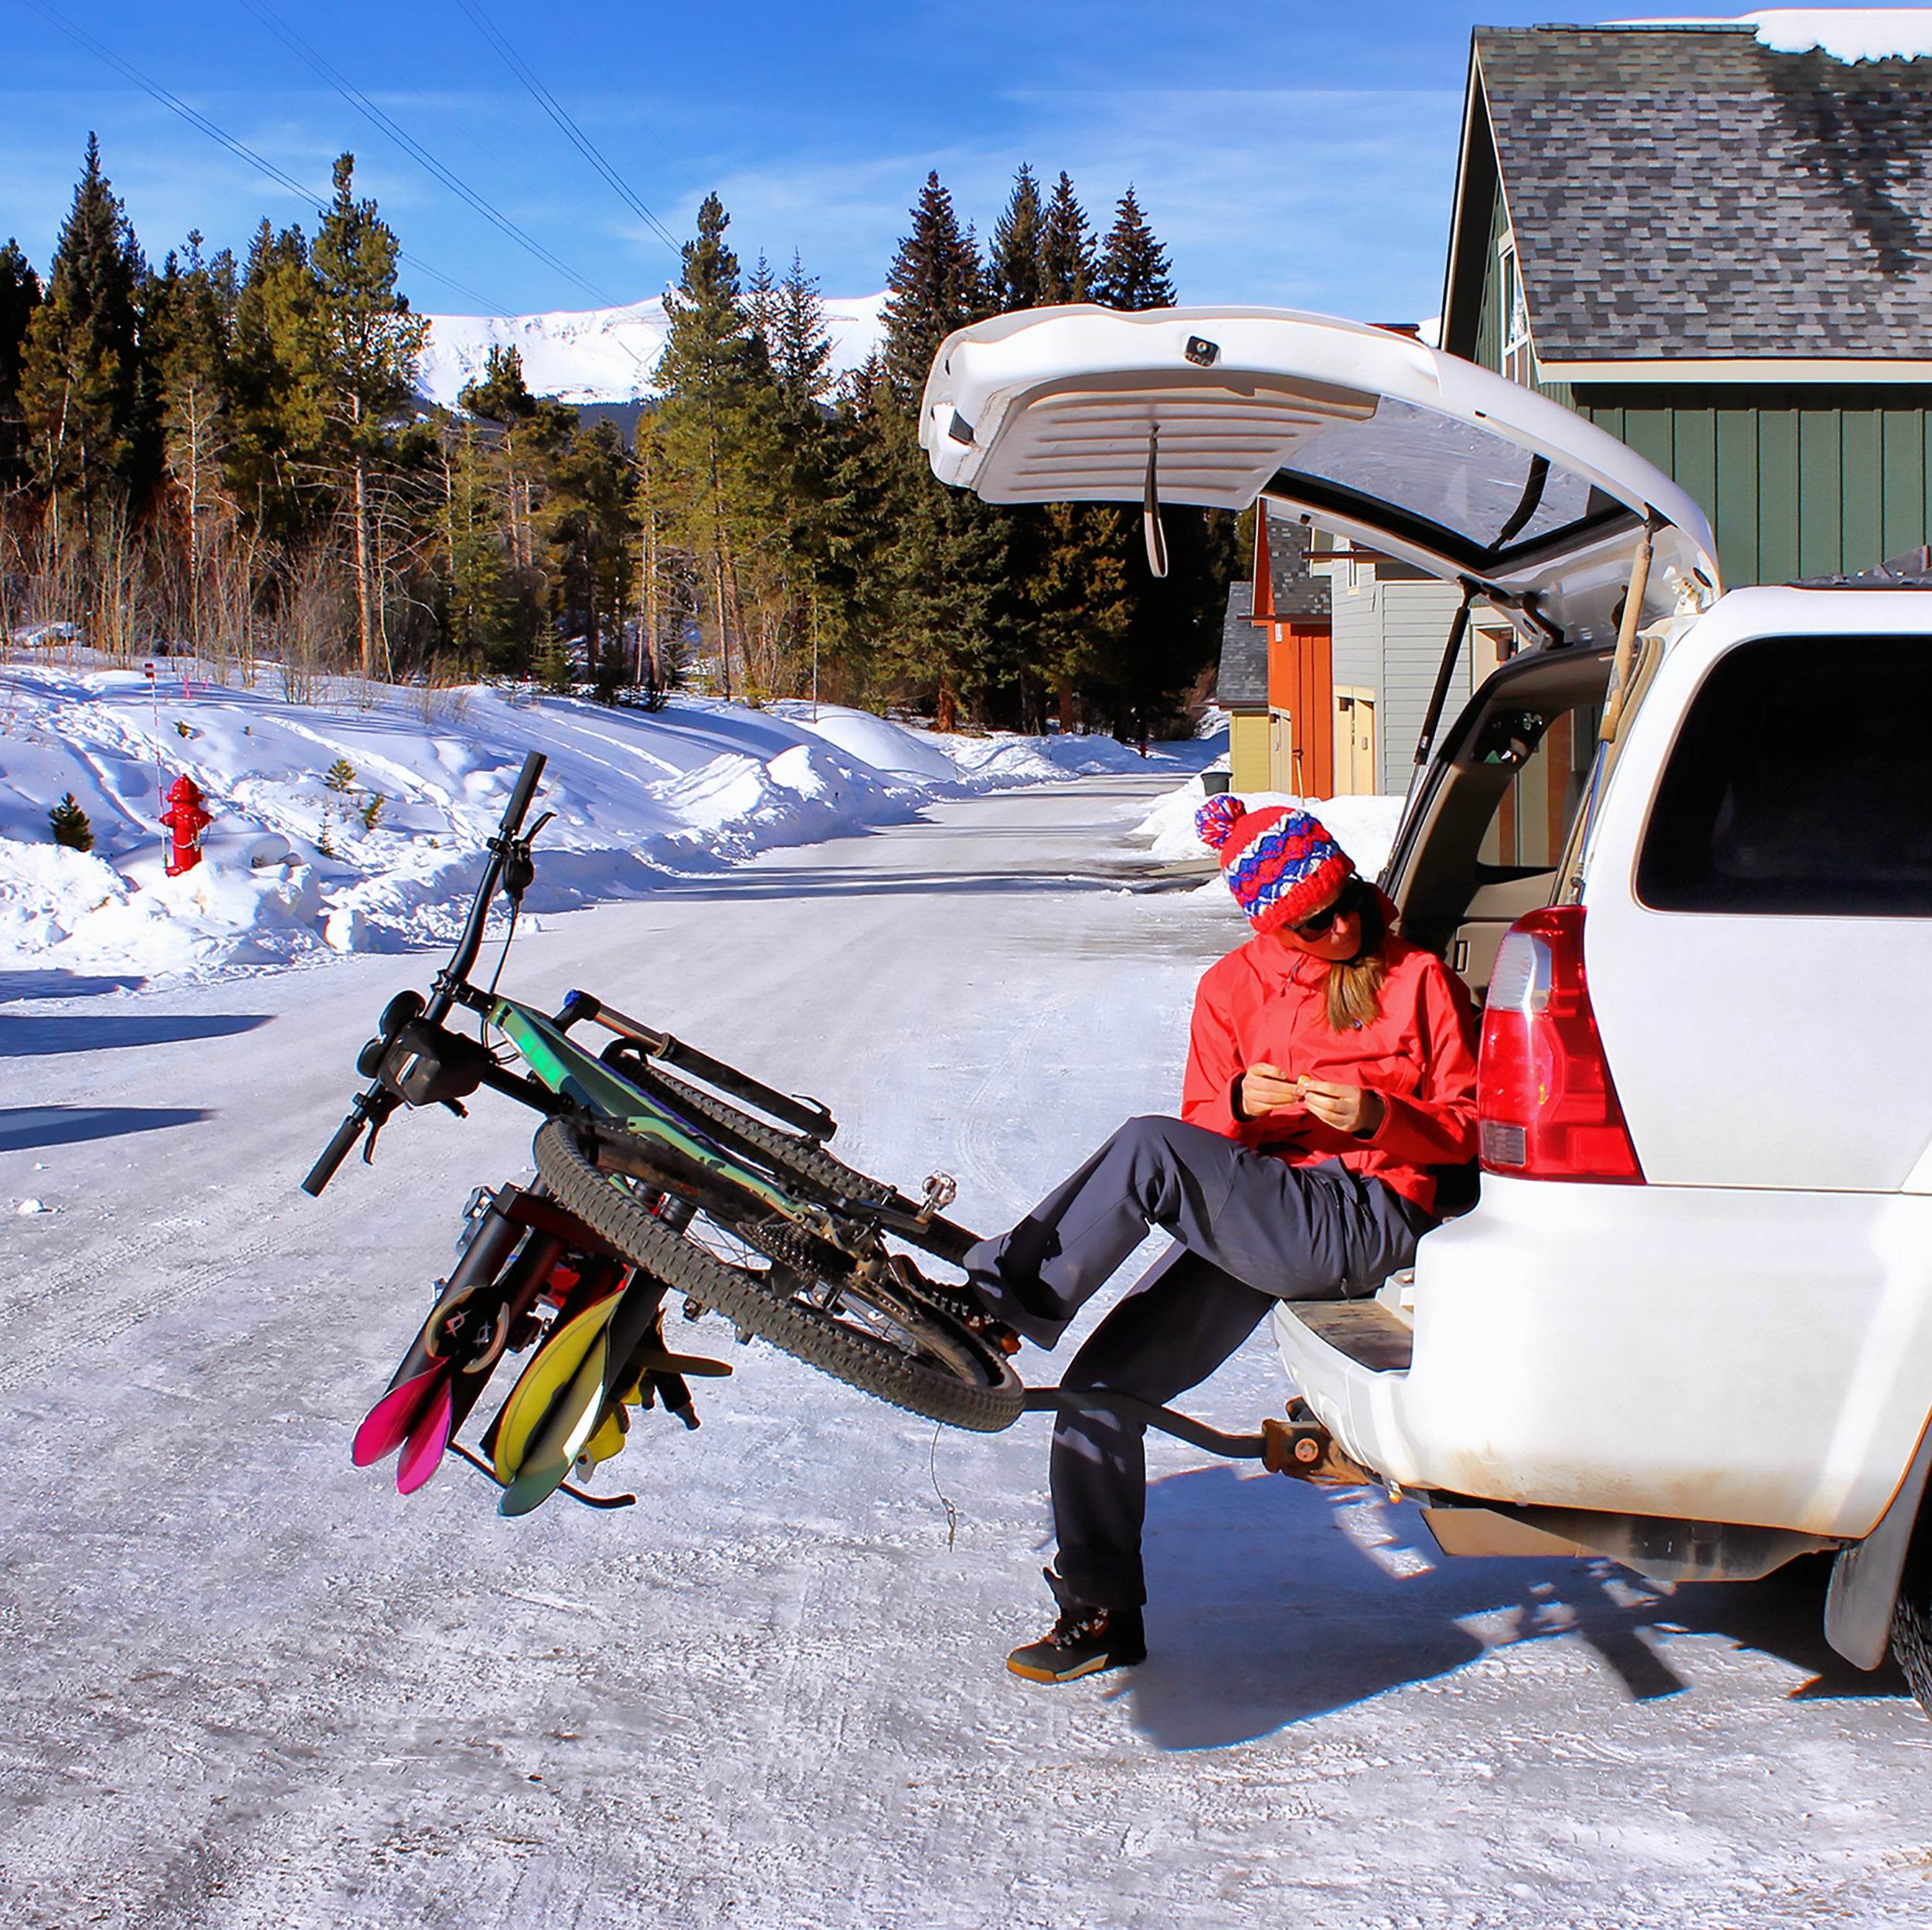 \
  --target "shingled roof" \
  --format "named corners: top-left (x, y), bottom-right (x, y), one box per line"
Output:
top-left (1470, 24), bottom-right (1932, 362)
top-left (1216, 582), bottom-right (1265, 708)
top-left (1258, 514), bottom-right (1333, 620)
